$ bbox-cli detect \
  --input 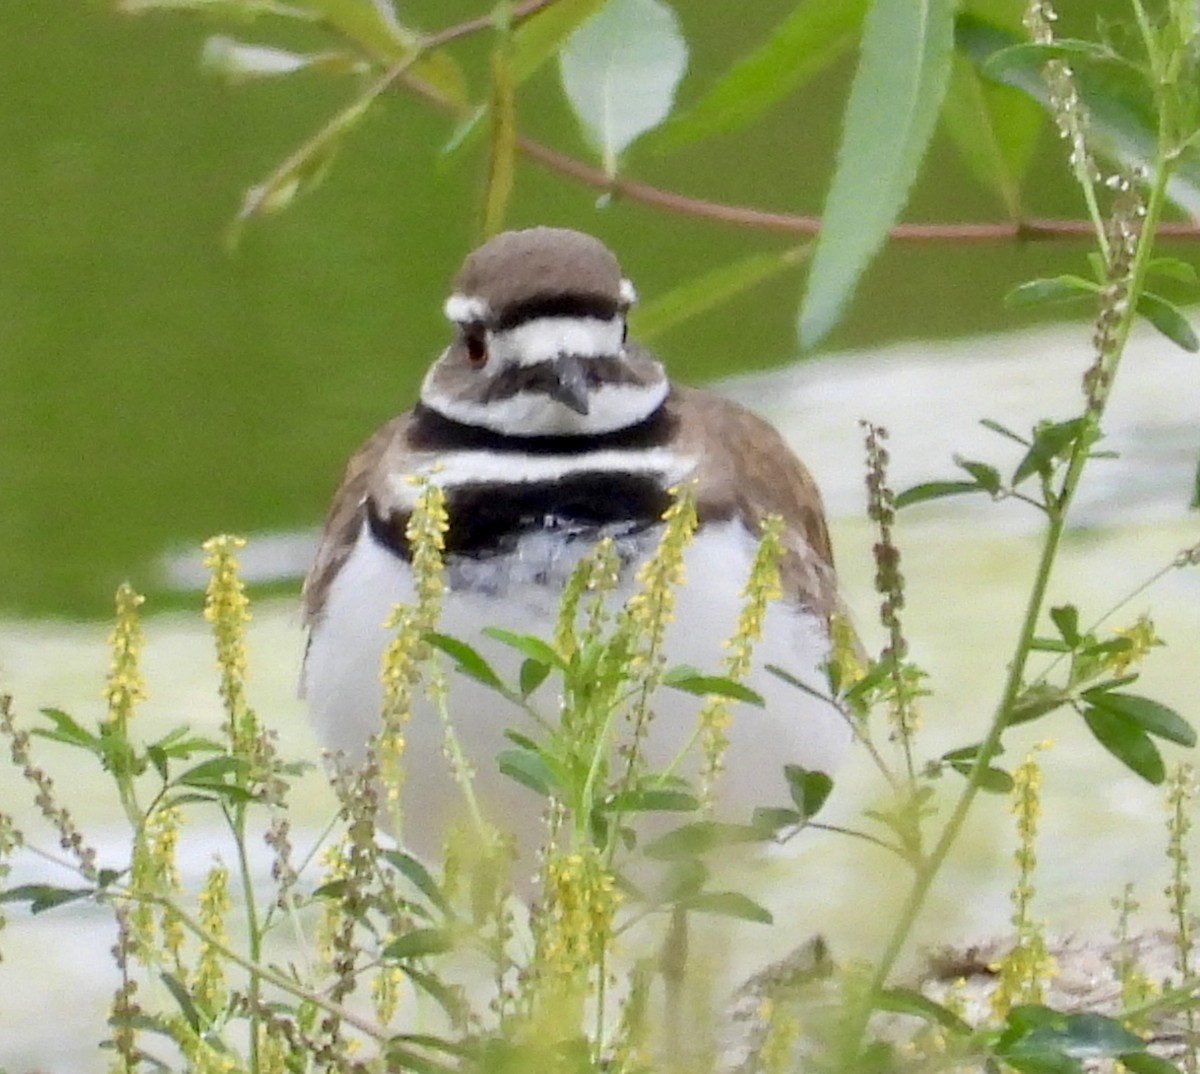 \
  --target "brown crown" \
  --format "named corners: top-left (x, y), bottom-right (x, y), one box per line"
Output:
top-left (451, 227), bottom-right (624, 312)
